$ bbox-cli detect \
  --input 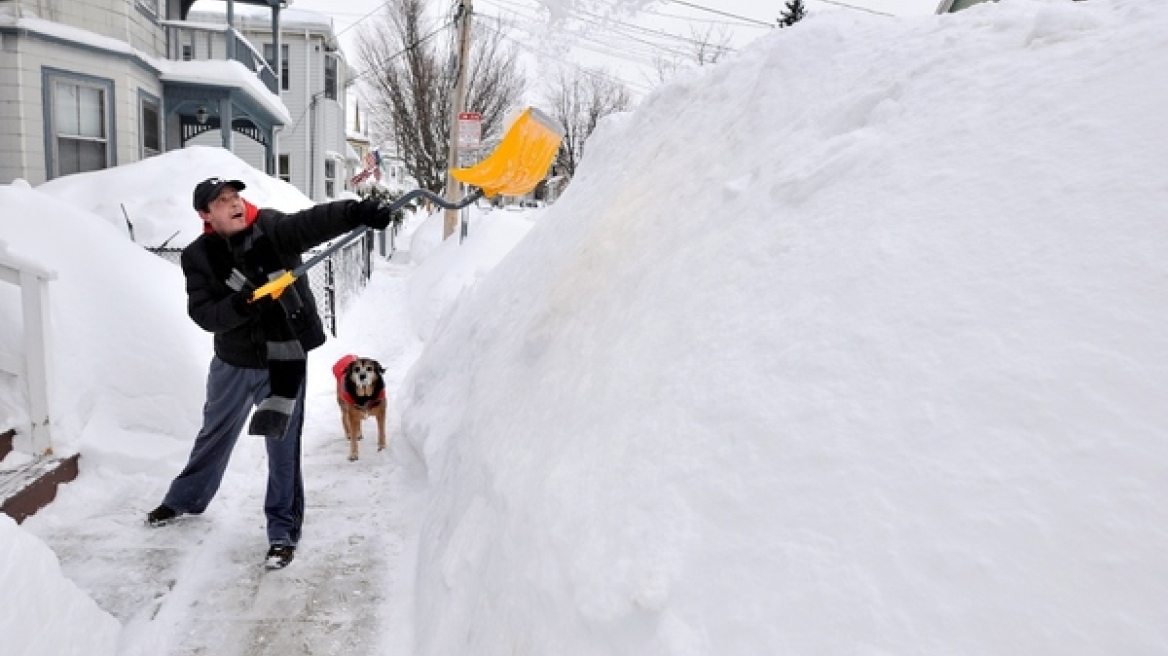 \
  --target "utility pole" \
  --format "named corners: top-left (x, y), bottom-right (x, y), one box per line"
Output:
top-left (444, 0), bottom-right (473, 240)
